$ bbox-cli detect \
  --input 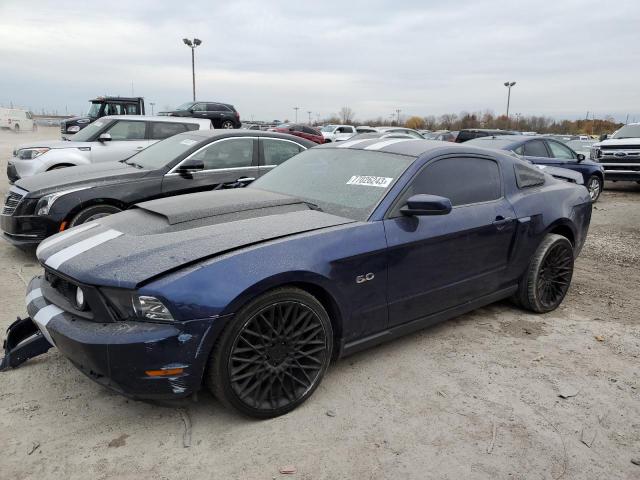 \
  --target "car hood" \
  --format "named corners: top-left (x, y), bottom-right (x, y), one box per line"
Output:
top-left (35, 188), bottom-right (355, 288)
top-left (16, 161), bottom-right (147, 195)
top-left (15, 140), bottom-right (94, 150)
top-left (595, 138), bottom-right (640, 147)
